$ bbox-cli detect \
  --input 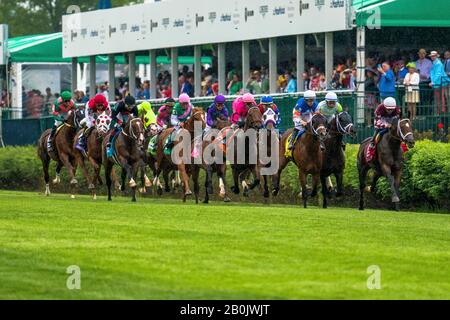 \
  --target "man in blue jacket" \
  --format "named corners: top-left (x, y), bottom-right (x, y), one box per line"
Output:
top-left (377, 62), bottom-right (396, 101)
top-left (429, 51), bottom-right (450, 114)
